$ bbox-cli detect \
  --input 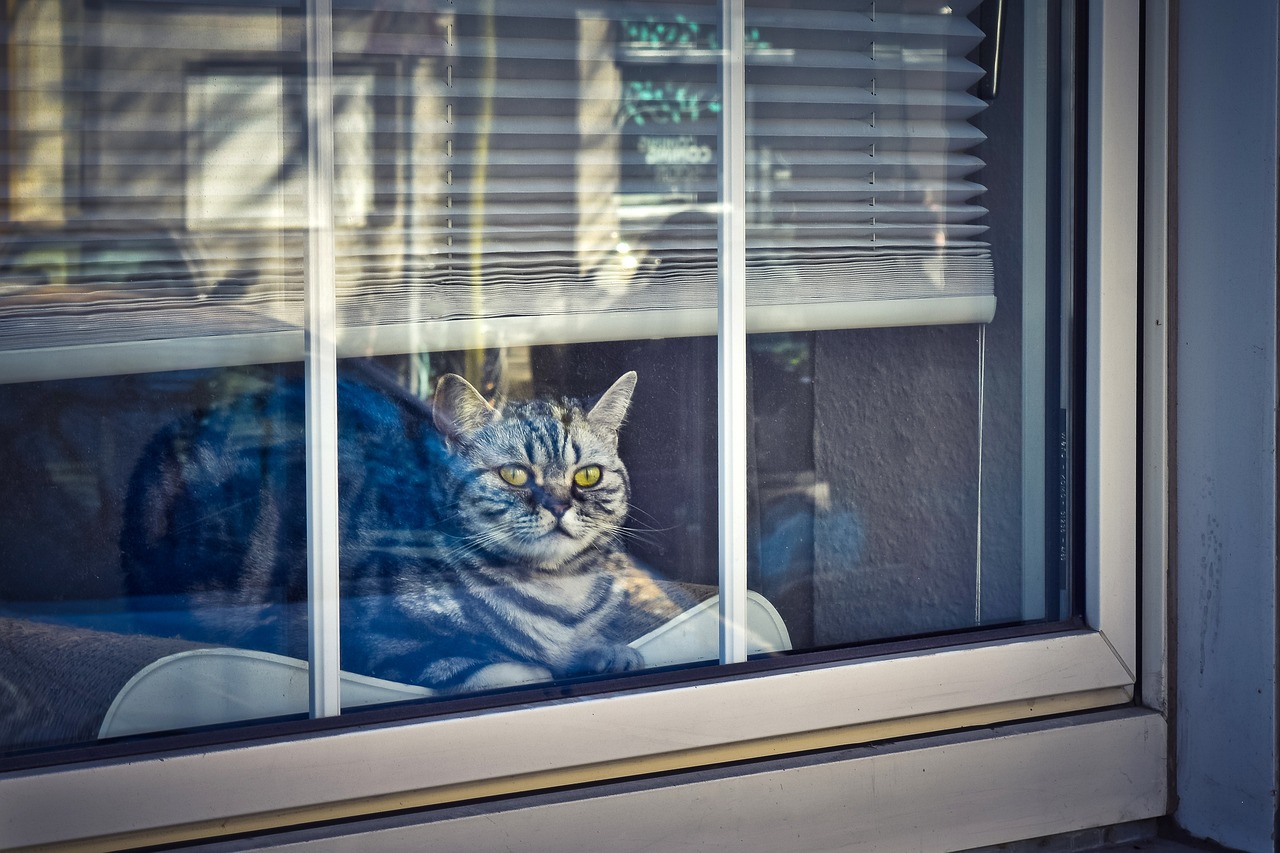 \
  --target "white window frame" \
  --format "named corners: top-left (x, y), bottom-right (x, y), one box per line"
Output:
top-left (0, 2), bottom-right (1169, 850)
